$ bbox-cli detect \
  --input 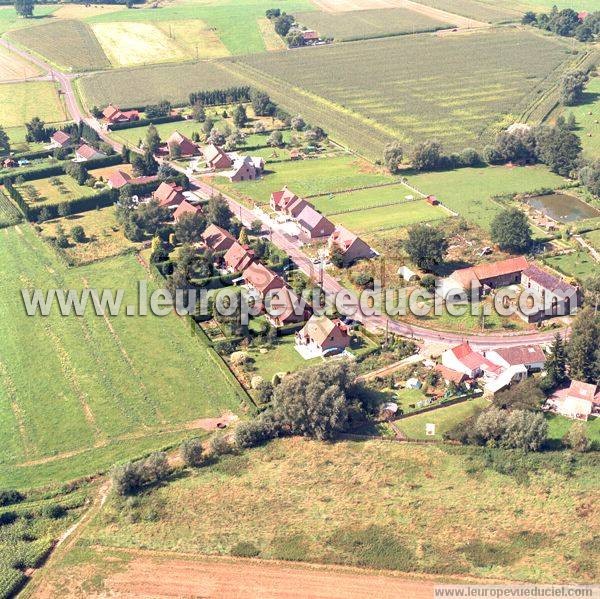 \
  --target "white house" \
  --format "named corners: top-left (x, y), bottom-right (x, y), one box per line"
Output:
top-left (484, 345), bottom-right (546, 372)
top-left (548, 380), bottom-right (599, 421)
top-left (441, 342), bottom-right (496, 379)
